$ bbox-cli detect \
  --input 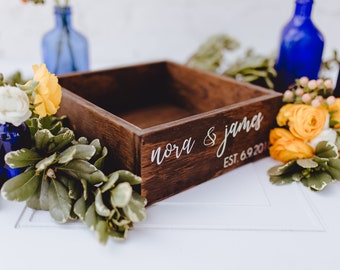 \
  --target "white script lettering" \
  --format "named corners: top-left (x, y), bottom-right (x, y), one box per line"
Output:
top-left (216, 112), bottom-right (264, 158)
top-left (151, 137), bottom-right (196, 165)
